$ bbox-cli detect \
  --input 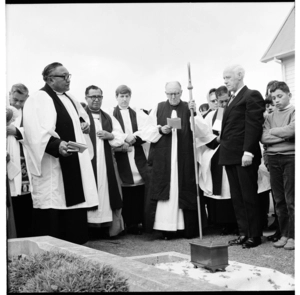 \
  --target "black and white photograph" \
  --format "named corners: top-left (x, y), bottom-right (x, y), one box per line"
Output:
top-left (3, 1), bottom-right (297, 292)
